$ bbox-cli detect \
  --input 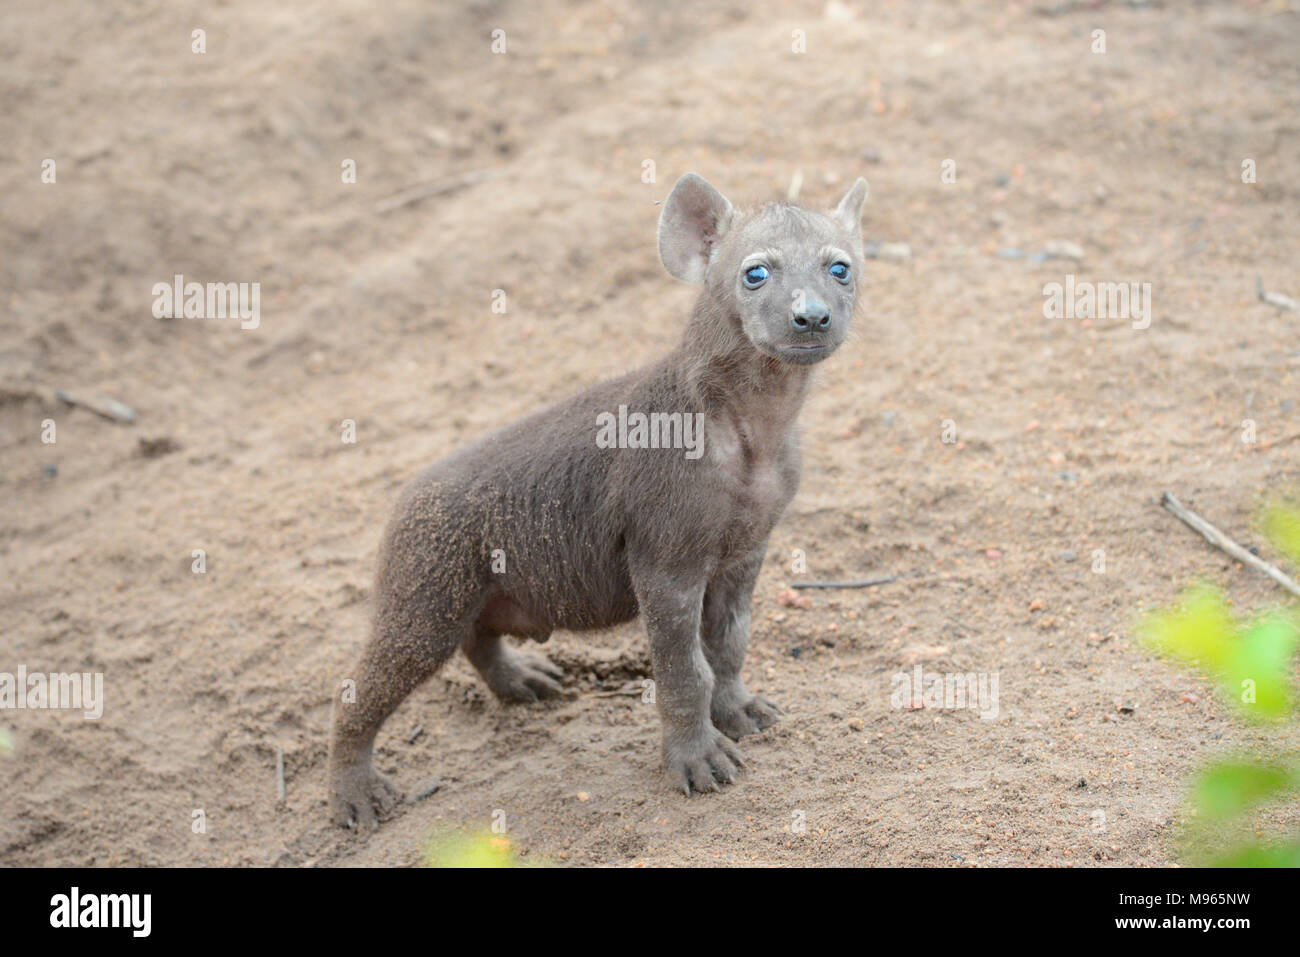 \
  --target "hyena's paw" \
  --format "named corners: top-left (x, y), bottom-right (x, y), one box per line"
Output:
top-left (713, 694), bottom-right (783, 741)
top-left (484, 647), bottom-right (566, 703)
top-left (330, 762), bottom-right (403, 833)
top-left (666, 726), bottom-right (747, 795)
